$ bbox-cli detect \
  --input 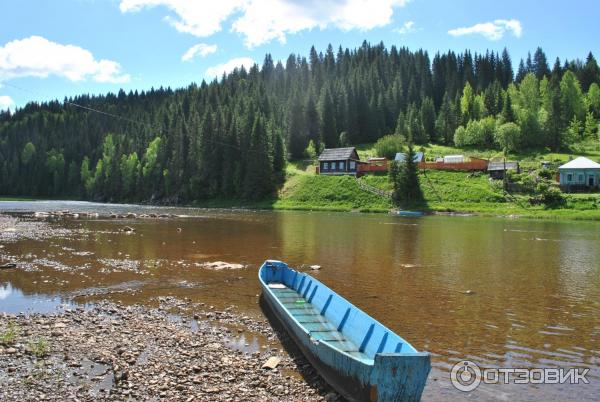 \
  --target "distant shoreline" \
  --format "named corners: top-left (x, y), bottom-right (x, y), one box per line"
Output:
top-left (3, 196), bottom-right (600, 222)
